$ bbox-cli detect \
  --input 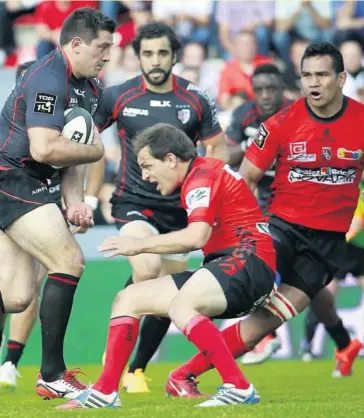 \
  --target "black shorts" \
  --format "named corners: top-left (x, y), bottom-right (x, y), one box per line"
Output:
top-left (335, 242), bottom-right (364, 280)
top-left (111, 200), bottom-right (188, 234)
top-left (0, 168), bottom-right (54, 230)
top-left (269, 215), bottom-right (347, 299)
top-left (172, 251), bottom-right (276, 319)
